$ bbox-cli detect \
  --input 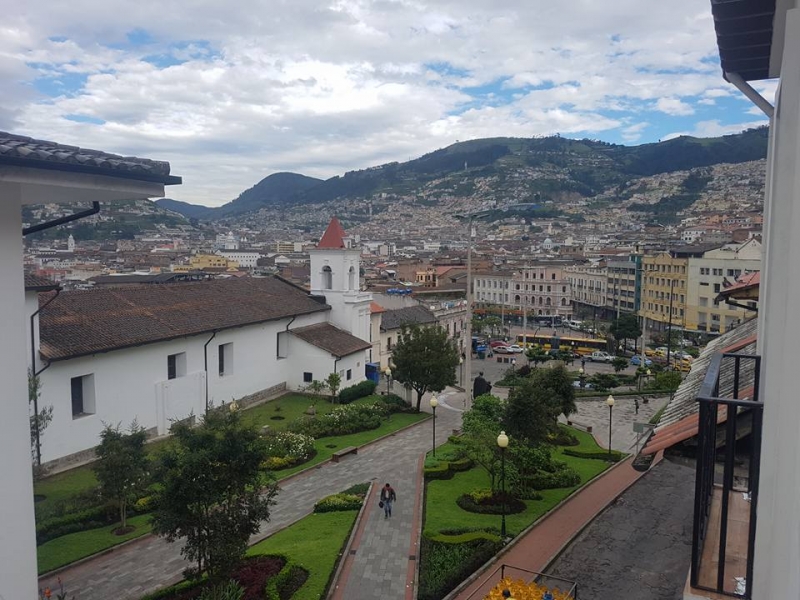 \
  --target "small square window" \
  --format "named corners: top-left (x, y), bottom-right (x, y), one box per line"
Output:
top-left (303, 372), bottom-right (313, 383)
